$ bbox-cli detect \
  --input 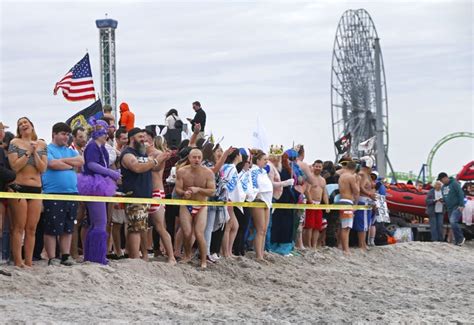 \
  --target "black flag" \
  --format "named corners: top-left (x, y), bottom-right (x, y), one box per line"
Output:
top-left (334, 132), bottom-right (352, 154)
top-left (65, 99), bottom-right (103, 130)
